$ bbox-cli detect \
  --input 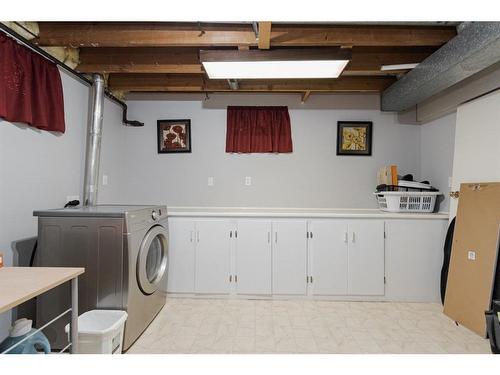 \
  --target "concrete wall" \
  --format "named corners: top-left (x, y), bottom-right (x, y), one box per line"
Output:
top-left (449, 89), bottom-right (500, 218)
top-left (420, 112), bottom-right (457, 212)
top-left (99, 99), bottom-right (423, 208)
top-left (0, 70), bottom-right (123, 340)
